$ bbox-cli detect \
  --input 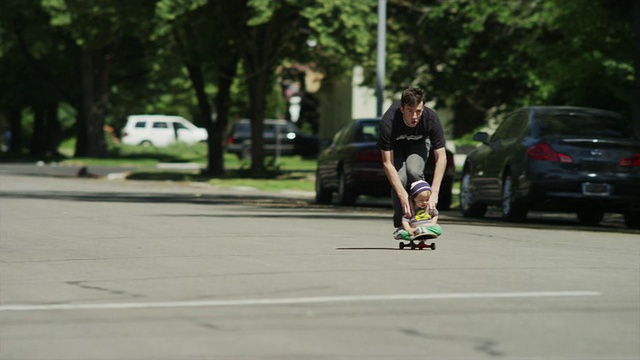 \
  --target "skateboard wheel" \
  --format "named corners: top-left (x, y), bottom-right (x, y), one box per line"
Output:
top-left (399, 242), bottom-right (405, 250)
top-left (410, 242), bottom-right (416, 250)
top-left (430, 243), bottom-right (436, 250)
